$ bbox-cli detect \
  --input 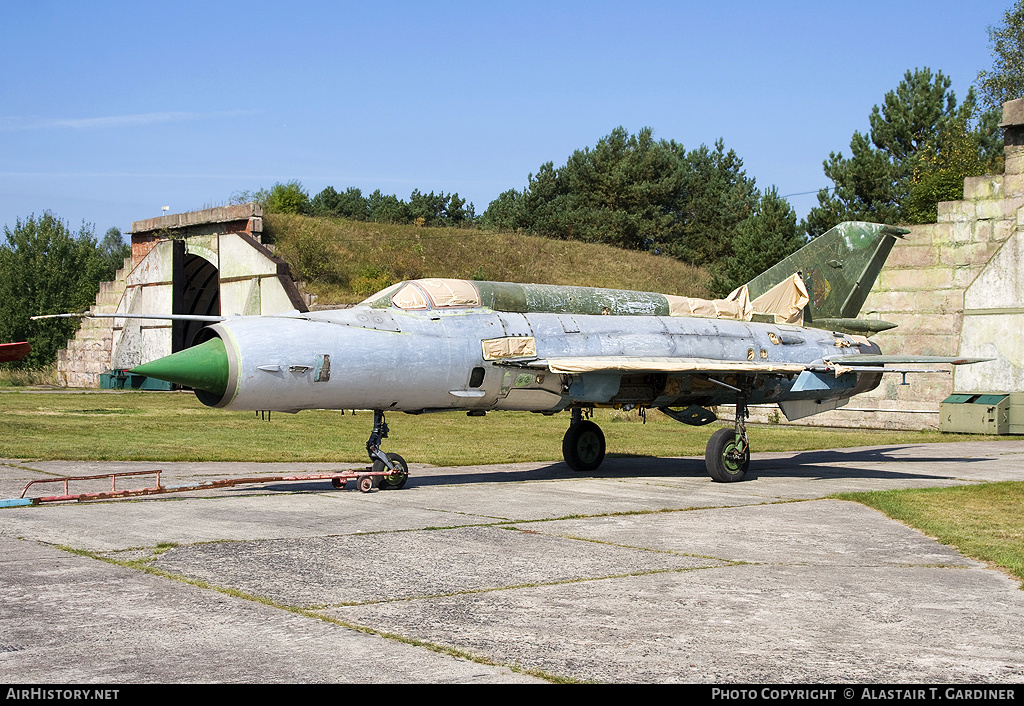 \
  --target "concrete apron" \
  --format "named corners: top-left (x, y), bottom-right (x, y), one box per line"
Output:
top-left (1, 440), bottom-right (1023, 683)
